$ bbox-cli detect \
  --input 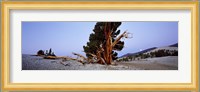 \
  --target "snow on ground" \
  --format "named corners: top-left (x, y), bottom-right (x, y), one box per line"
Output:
top-left (22, 54), bottom-right (178, 70)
